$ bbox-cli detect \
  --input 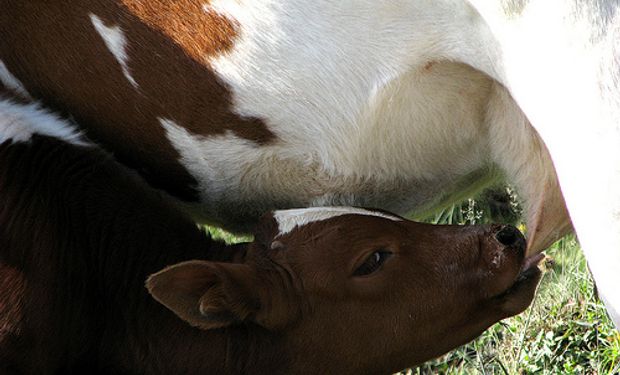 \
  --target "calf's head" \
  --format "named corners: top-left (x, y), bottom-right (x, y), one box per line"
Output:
top-left (147, 207), bottom-right (542, 374)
